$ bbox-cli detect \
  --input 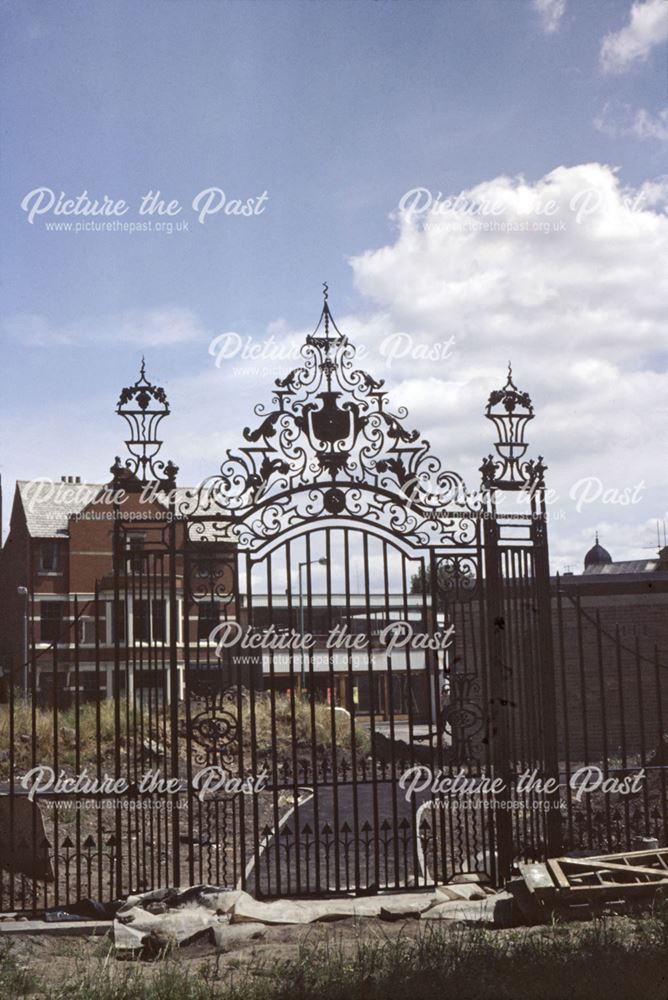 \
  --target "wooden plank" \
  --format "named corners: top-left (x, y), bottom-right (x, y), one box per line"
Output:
top-left (586, 849), bottom-right (668, 866)
top-left (519, 862), bottom-right (555, 896)
top-left (559, 858), bottom-right (668, 880)
top-left (534, 851), bottom-right (668, 905)
top-left (0, 920), bottom-right (110, 937)
top-left (545, 859), bottom-right (571, 890)
top-left (560, 882), bottom-right (668, 898)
